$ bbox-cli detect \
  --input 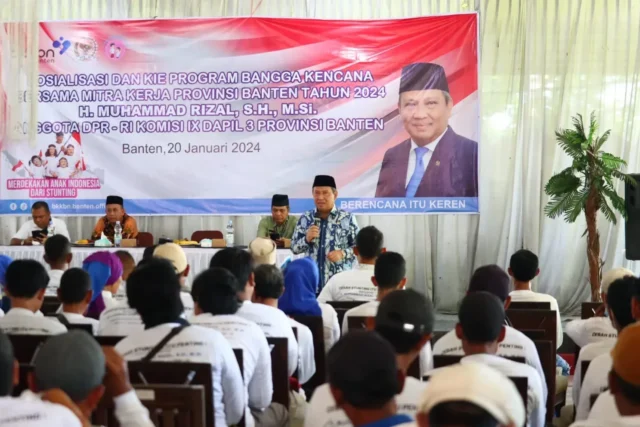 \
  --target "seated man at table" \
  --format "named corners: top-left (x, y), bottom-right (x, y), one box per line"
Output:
top-left (257, 194), bottom-right (297, 247)
top-left (0, 260), bottom-right (67, 335)
top-left (10, 201), bottom-right (69, 246)
top-left (56, 268), bottom-right (100, 334)
top-left (91, 195), bottom-right (138, 241)
top-left (43, 235), bottom-right (72, 296)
